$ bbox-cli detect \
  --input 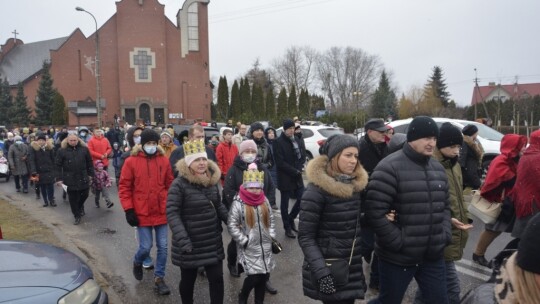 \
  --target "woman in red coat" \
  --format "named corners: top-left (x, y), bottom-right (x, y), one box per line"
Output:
top-left (87, 129), bottom-right (112, 170)
top-left (472, 133), bottom-right (527, 267)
